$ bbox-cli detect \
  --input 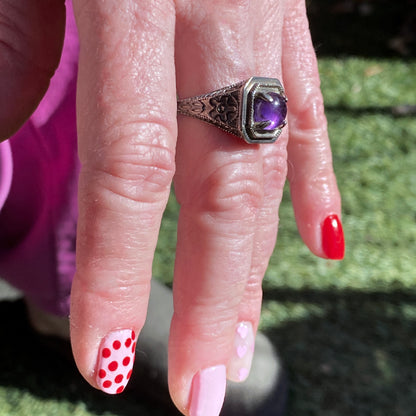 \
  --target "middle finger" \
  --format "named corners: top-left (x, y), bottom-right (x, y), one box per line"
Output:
top-left (170, 1), bottom-right (287, 414)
